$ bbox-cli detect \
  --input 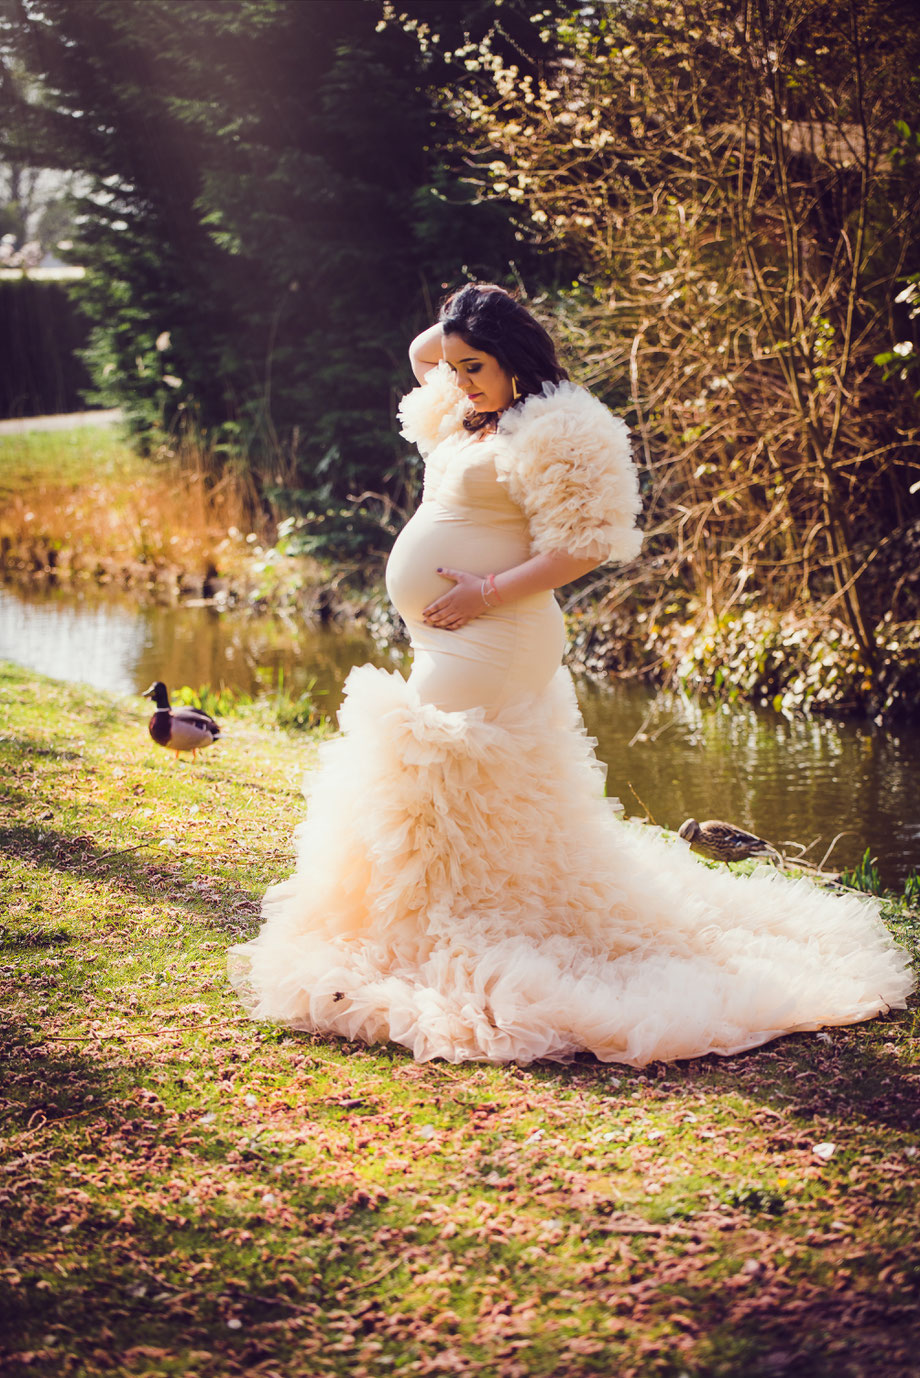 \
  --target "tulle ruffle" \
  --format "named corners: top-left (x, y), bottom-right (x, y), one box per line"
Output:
top-left (397, 361), bottom-right (468, 459)
top-left (227, 666), bottom-right (914, 1066)
top-left (494, 381), bottom-right (644, 565)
